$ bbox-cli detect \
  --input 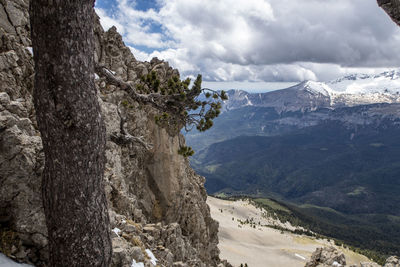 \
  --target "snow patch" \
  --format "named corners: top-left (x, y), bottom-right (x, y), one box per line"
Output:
top-left (0, 253), bottom-right (32, 266)
top-left (295, 253), bottom-right (306, 260)
top-left (303, 81), bottom-right (331, 97)
top-left (328, 70), bottom-right (400, 95)
top-left (26, 47), bottom-right (33, 56)
top-left (131, 259), bottom-right (144, 267)
top-left (145, 249), bottom-right (157, 266)
top-left (332, 261), bottom-right (342, 267)
top-left (95, 73), bottom-right (100, 80)
top-left (303, 70), bottom-right (400, 97)
top-left (244, 95), bottom-right (253, 106)
top-left (112, 227), bottom-right (121, 237)
top-left (104, 68), bottom-right (116, 75)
